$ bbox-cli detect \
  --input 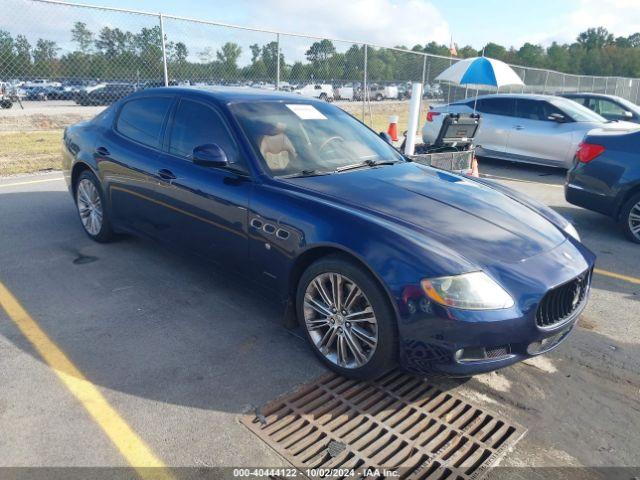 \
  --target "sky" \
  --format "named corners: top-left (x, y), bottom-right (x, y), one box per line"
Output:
top-left (53, 0), bottom-right (640, 49)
